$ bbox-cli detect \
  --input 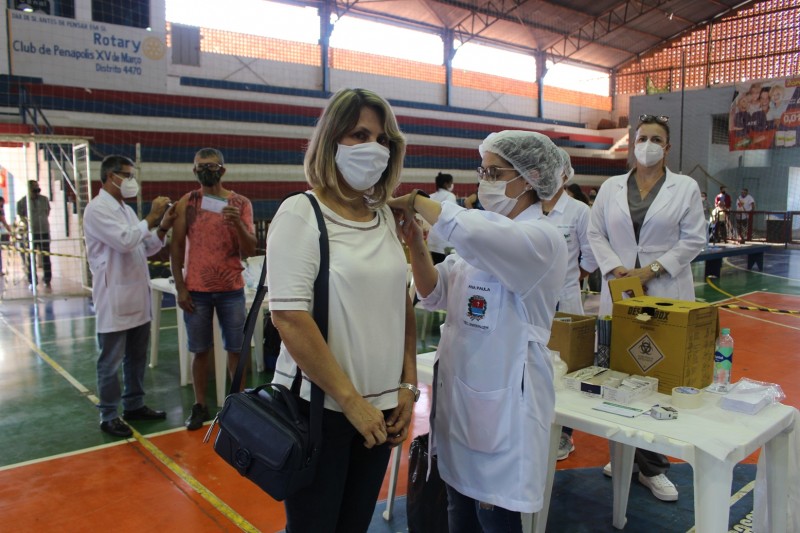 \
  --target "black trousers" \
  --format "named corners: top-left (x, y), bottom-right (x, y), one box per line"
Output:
top-left (23, 232), bottom-right (51, 283)
top-left (636, 449), bottom-right (670, 477)
top-left (284, 400), bottom-right (393, 533)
